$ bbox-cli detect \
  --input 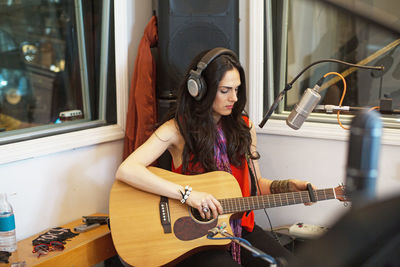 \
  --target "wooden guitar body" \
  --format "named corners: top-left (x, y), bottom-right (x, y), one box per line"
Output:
top-left (109, 167), bottom-right (346, 266)
top-left (109, 167), bottom-right (242, 266)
